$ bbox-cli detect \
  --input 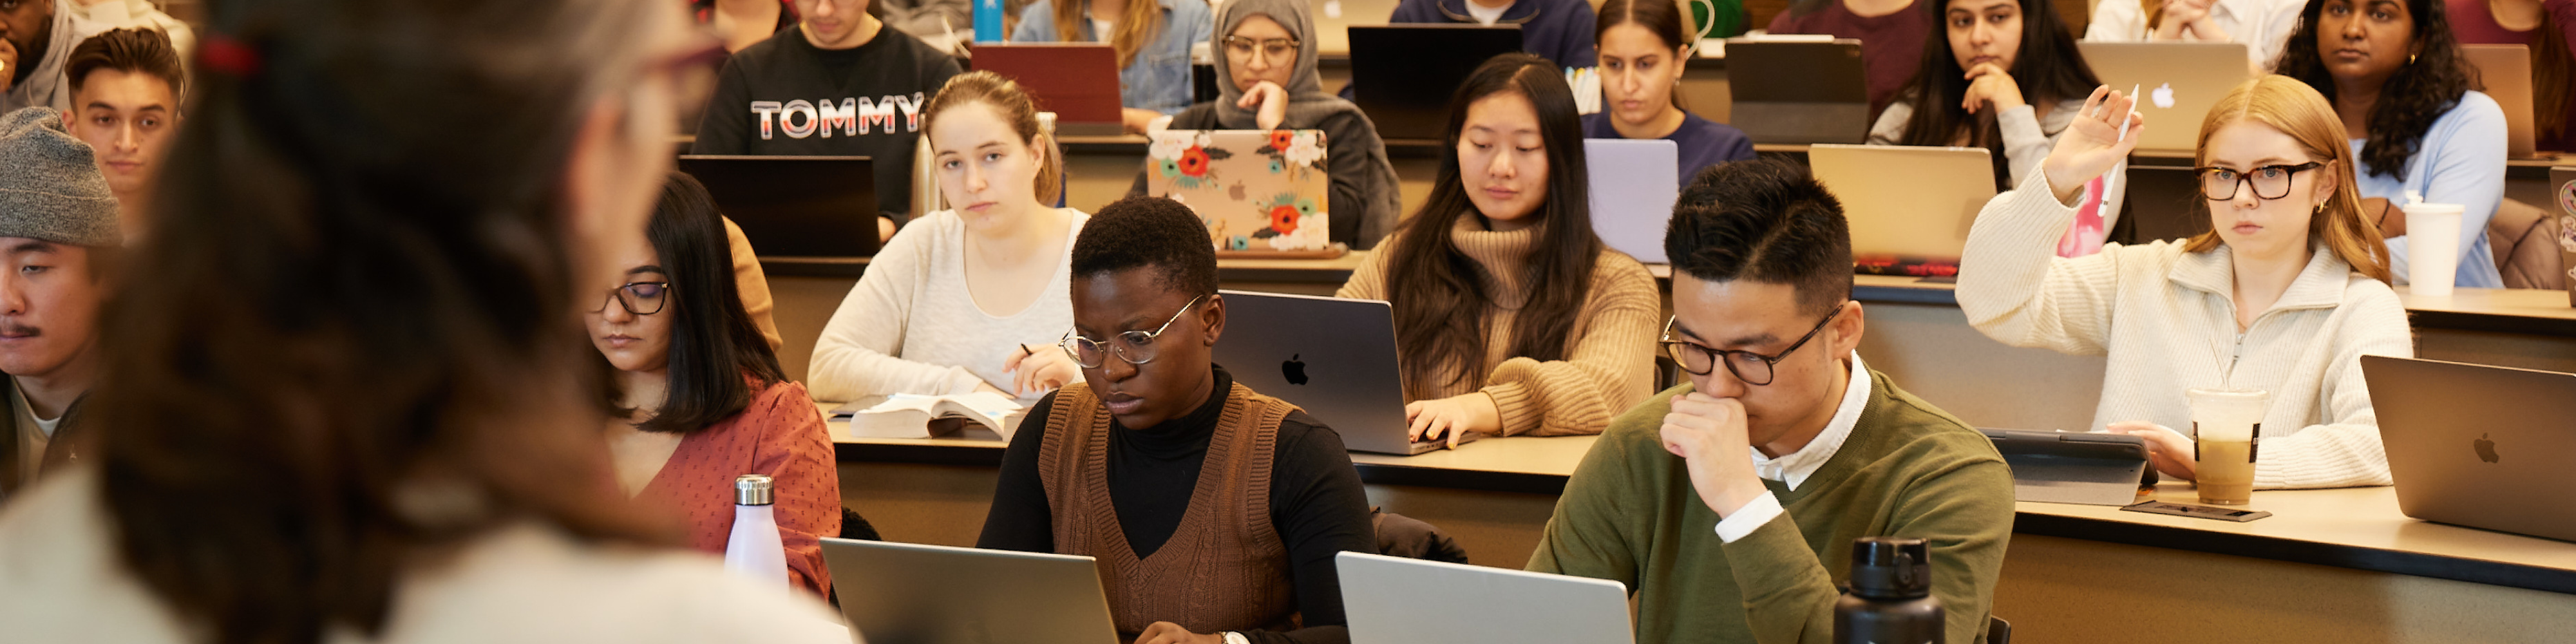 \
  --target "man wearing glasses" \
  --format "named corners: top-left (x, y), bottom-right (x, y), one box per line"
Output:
top-left (978, 196), bottom-right (1375, 644)
top-left (1526, 160), bottom-right (2013, 644)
